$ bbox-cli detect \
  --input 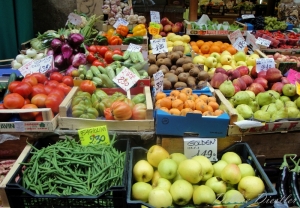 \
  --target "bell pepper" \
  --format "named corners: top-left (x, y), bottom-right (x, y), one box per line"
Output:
top-left (123, 36), bottom-right (144, 45)
top-left (107, 28), bottom-right (115, 38)
top-left (108, 36), bottom-right (123, 45)
top-left (116, 25), bottom-right (129, 37)
top-left (132, 93), bottom-right (146, 104)
top-left (95, 35), bottom-right (108, 45)
top-left (72, 104), bottom-right (99, 119)
top-left (132, 24), bottom-right (147, 36)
